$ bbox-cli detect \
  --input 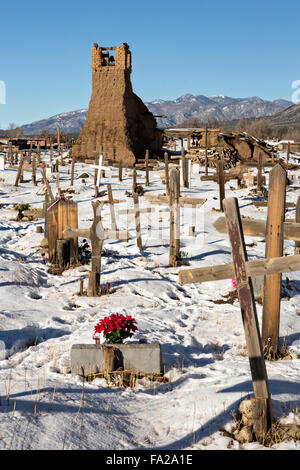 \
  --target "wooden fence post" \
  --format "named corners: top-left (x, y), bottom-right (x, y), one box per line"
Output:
top-left (169, 167), bottom-right (180, 267)
top-left (223, 197), bottom-right (273, 439)
top-left (262, 164), bottom-right (286, 357)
